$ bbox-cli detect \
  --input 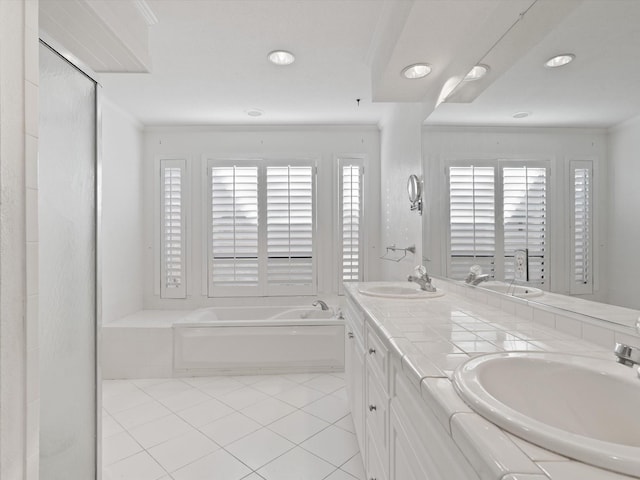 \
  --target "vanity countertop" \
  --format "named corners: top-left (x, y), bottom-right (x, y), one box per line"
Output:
top-left (345, 281), bottom-right (638, 480)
